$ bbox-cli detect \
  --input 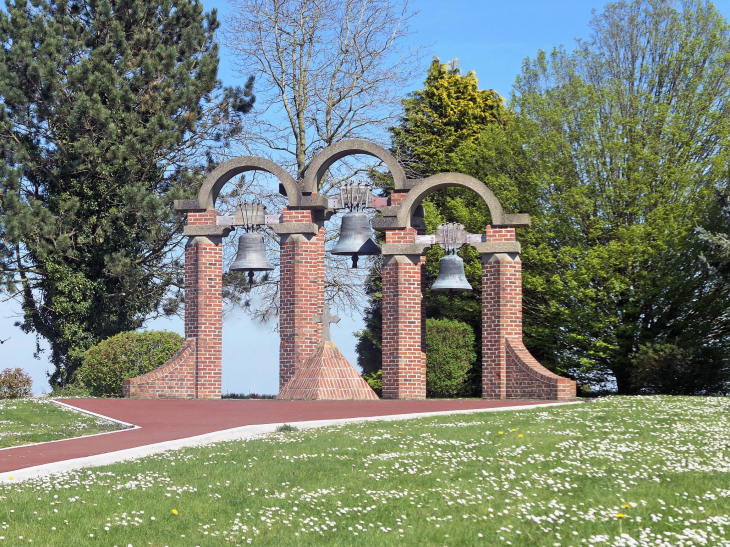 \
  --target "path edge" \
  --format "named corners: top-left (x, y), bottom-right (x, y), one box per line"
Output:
top-left (1, 401), bottom-right (580, 484)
